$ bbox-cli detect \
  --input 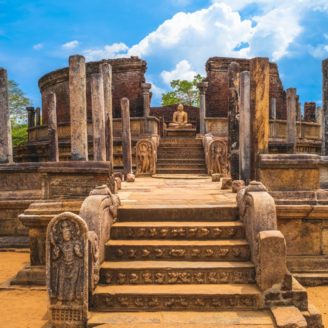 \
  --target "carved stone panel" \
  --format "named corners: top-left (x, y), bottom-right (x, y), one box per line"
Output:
top-left (208, 139), bottom-right (229, 176)
top-left (46, 212), bottom-right (88, 328)
top-left (136, 139), bottom-right (156, 175)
